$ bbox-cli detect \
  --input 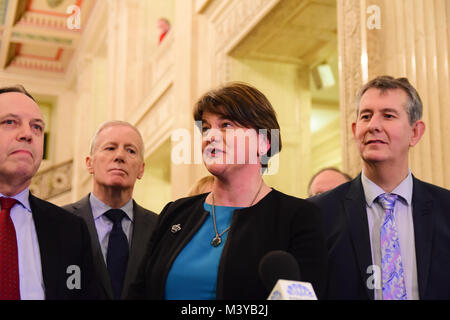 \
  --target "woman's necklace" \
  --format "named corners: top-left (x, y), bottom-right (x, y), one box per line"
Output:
top-left (210, 180), bottom-right (264, 247)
